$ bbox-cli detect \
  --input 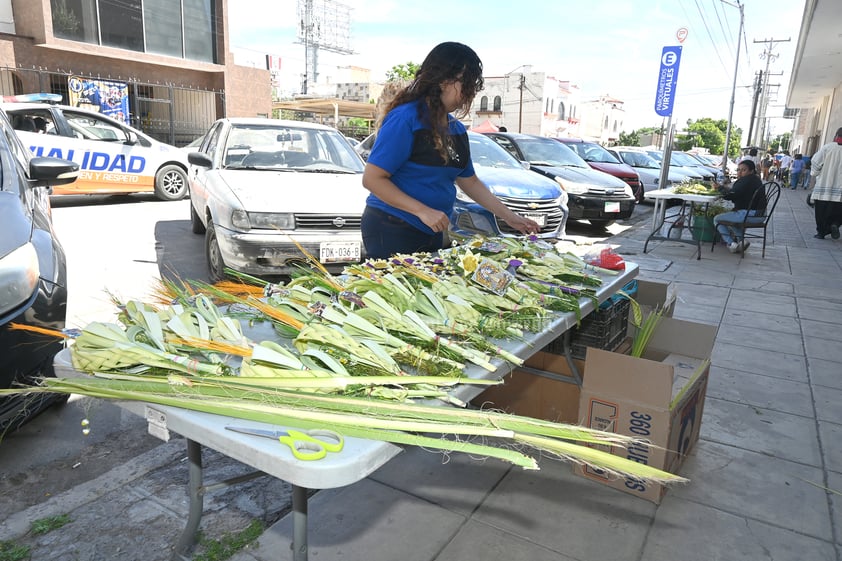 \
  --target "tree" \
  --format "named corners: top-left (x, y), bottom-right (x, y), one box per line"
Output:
top-left (386, 63), bottom-right (419, 82)
top-left (618, 130), bottom-right (640, 146)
